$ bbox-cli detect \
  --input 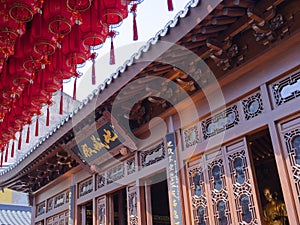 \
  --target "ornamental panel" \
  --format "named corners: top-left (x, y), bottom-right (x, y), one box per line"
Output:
top-left (127, 157), bottom-right (136, 175)
top-left (202, 105), bottom-right (239, 139)
top-left (227, 150), bottom-right (258, 224)
top-left (140, 142), bottom-right (165, 168)
top-left (272, 71), bottom-right (300, 106)
top-left (242, 92), bottom-right (264, 120)
top-left (183, 124), bottom-right (200, 149)
top-left (96, 173), bottom-right (106, 189)
top-left (79, 178), bottom-right (93, 197)
top-left (107, 163), bottom-right (125, 184)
